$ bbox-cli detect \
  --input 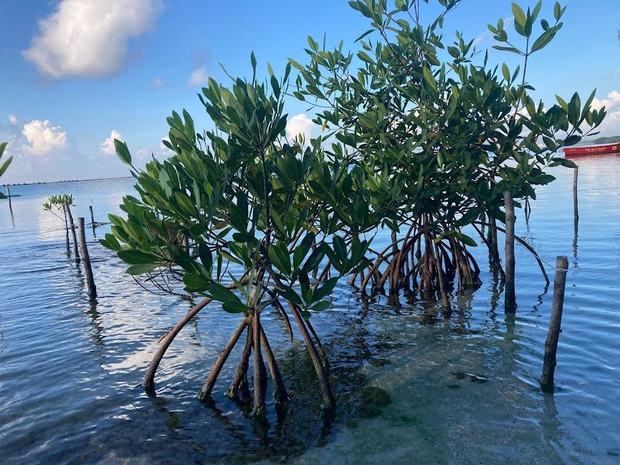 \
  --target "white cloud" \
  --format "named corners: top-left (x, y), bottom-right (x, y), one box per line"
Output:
top-left (100, 130), bottom-right (123, 156)
top-left (188, 67), bottom-right (208, 87)
top-left (22, 120), bottom-right (67, 156)
top-left (286, 113), bottom-right (316, 142)
top-left (136, 138), bottom-right (170, 162)
top-left (591, 90), bottom-right (620, 136)
top-left (8, 114), bottom-right (18, 125)
top-left (592, 91), bottom-right (620, 112)
top-left (152, 76), bottom-right (164, 87)
top-left (23, 0), bottom-right (162, 79)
